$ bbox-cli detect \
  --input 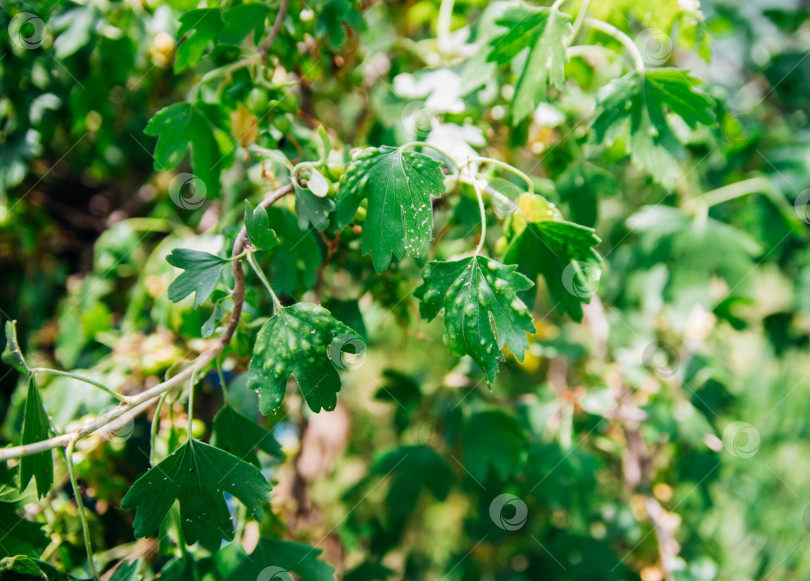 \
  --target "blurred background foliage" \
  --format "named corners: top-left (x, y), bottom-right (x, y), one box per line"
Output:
top-left (1, 0), bottom-right (810, 580)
